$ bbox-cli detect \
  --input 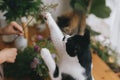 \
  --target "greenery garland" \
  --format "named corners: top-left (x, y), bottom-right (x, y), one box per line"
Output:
top-left (0, 0), bottom-right (43, 22)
